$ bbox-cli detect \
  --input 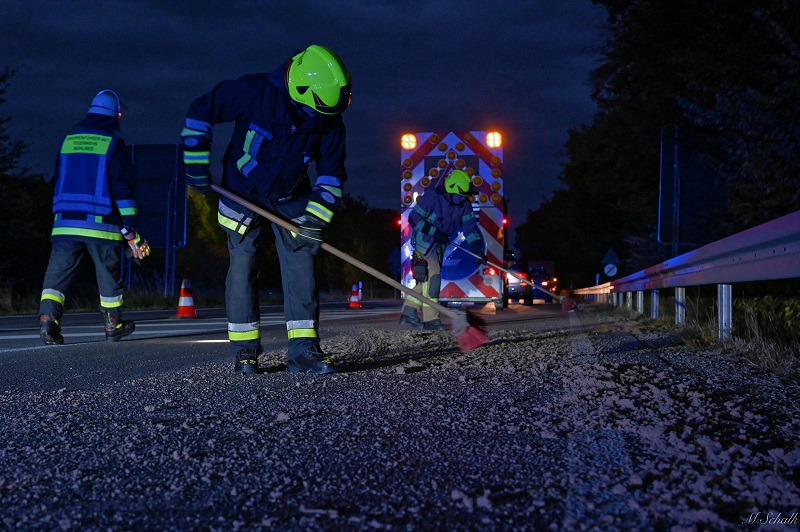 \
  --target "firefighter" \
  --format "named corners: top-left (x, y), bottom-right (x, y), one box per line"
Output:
top-left (400, 169), bottom-right (486, 330)
top-left (180, 45), bottom-right (351, 375)
top-left (39, 90), bottom-right (150, 345)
